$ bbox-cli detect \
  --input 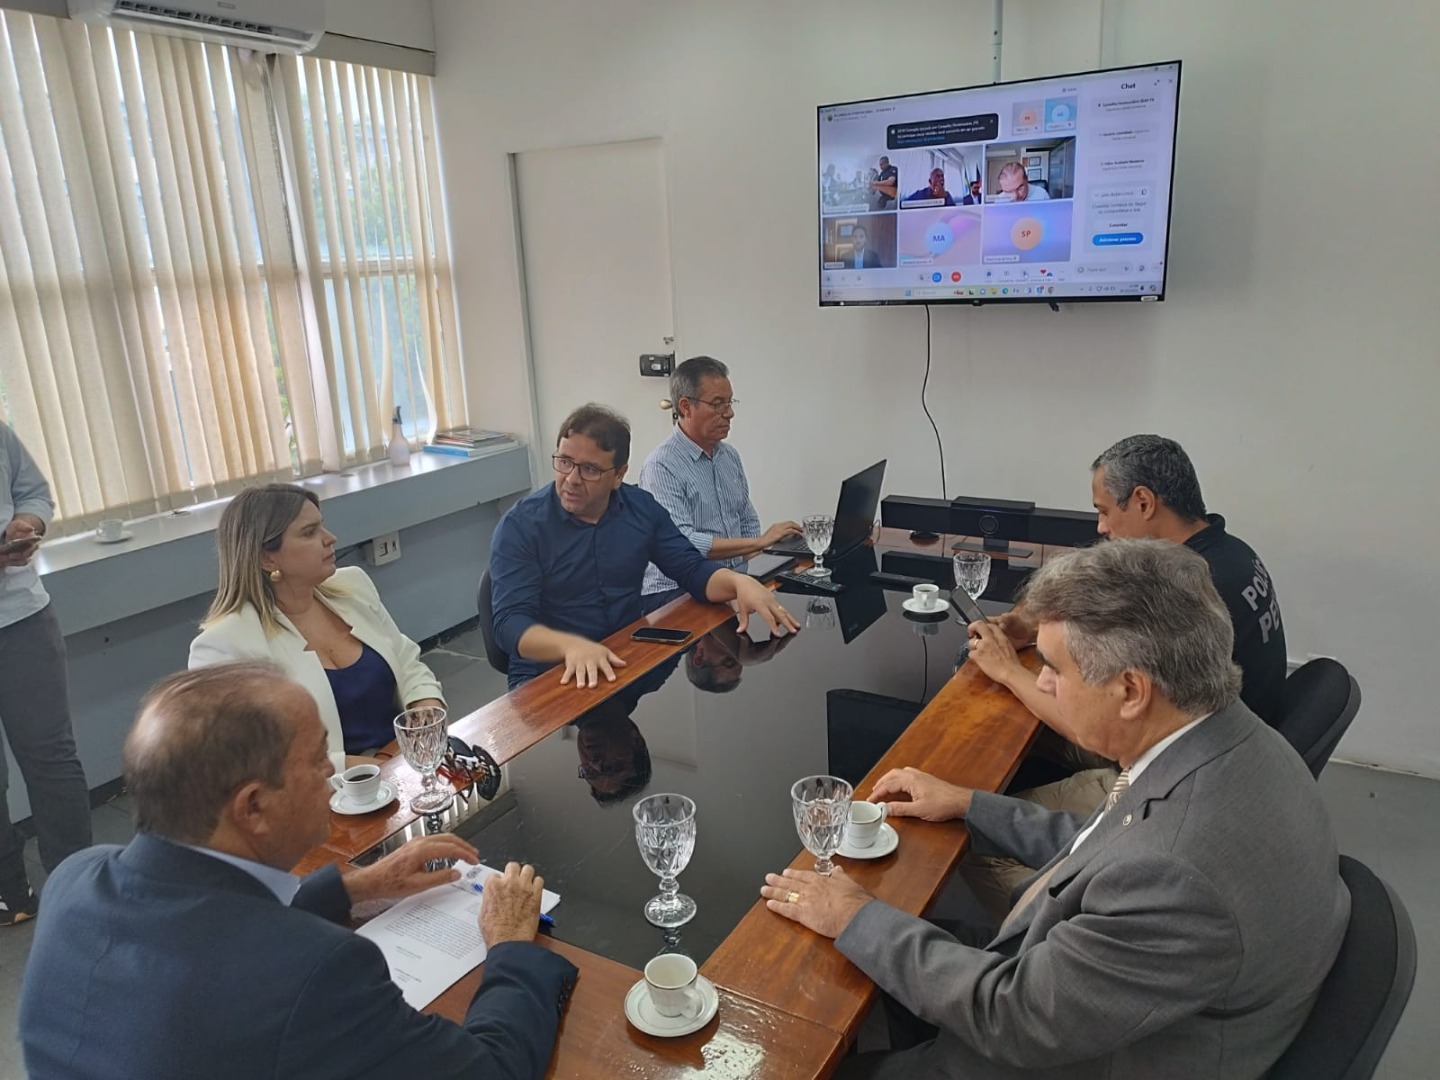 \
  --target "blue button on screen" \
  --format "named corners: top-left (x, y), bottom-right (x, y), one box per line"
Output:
top-left (931, 272), bottom-right (943, 282)
top-left (1093, 232), bottom-right (1144, 246)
